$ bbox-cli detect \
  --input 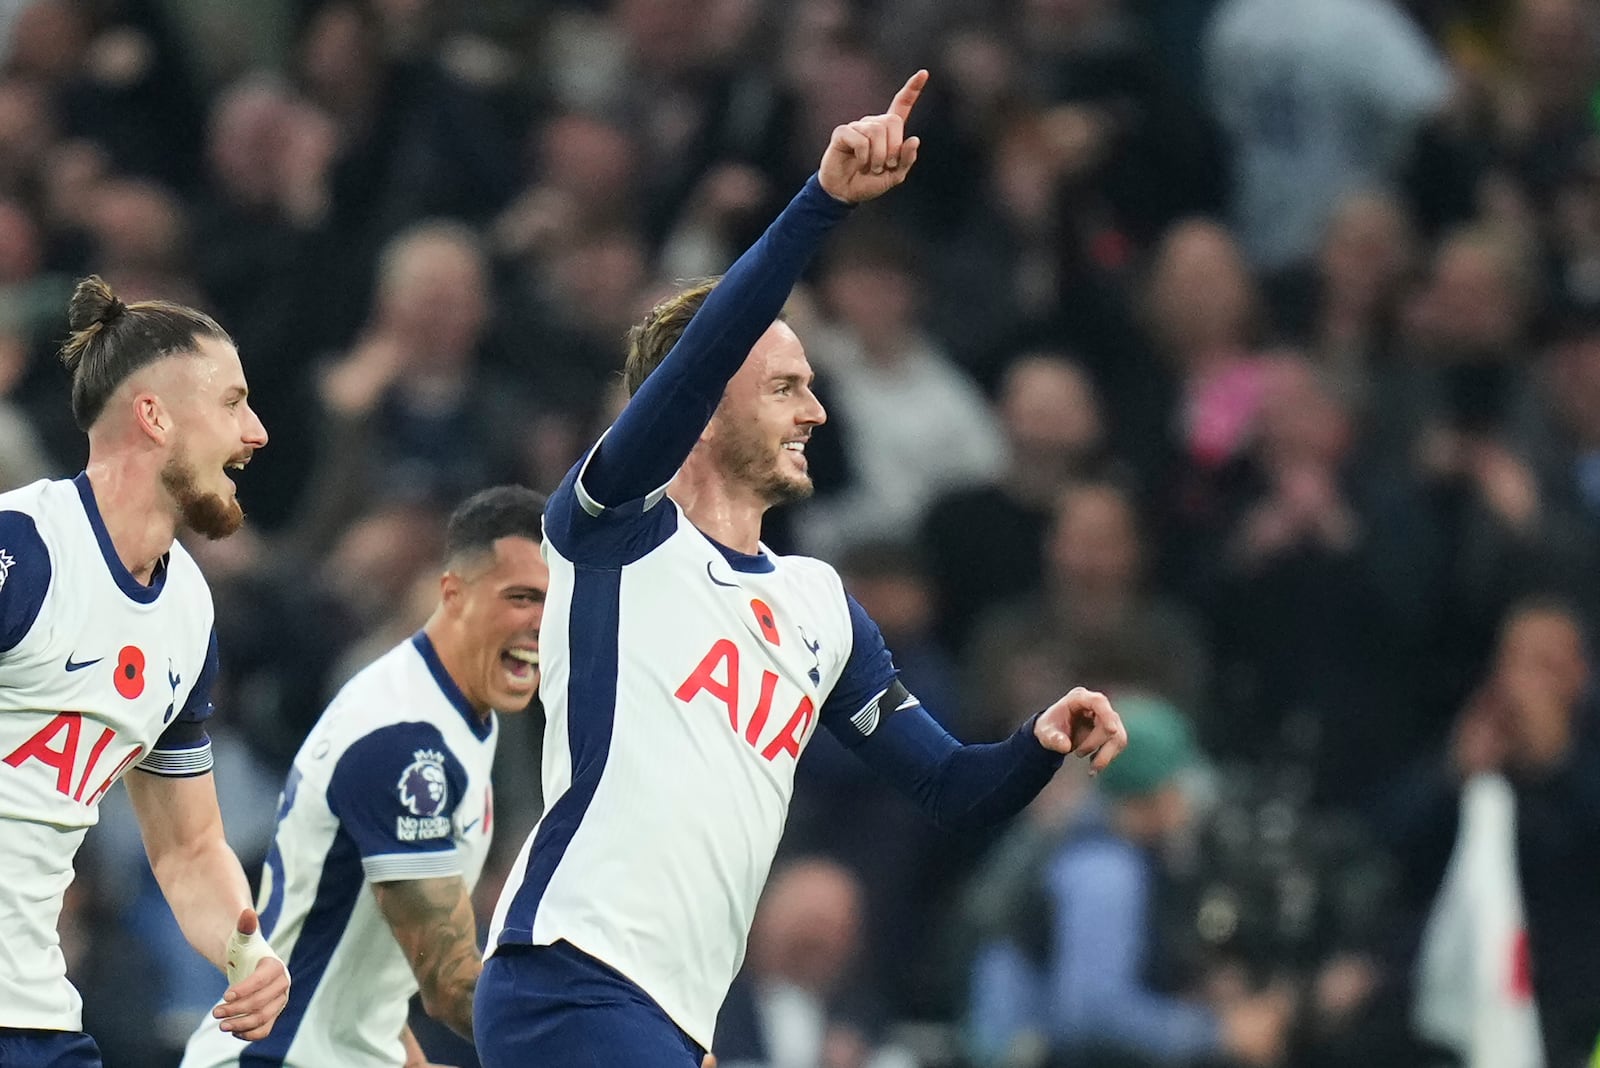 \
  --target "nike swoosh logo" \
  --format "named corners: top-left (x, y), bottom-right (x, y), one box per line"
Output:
top-left (895, 695), bottom-right (920, 712)
top-left (705, 561), bottom-right (739, 588)
top-left (461, 818), bottom-right (480, 834)
top-left (64, 655), bottom-right (103, 672)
